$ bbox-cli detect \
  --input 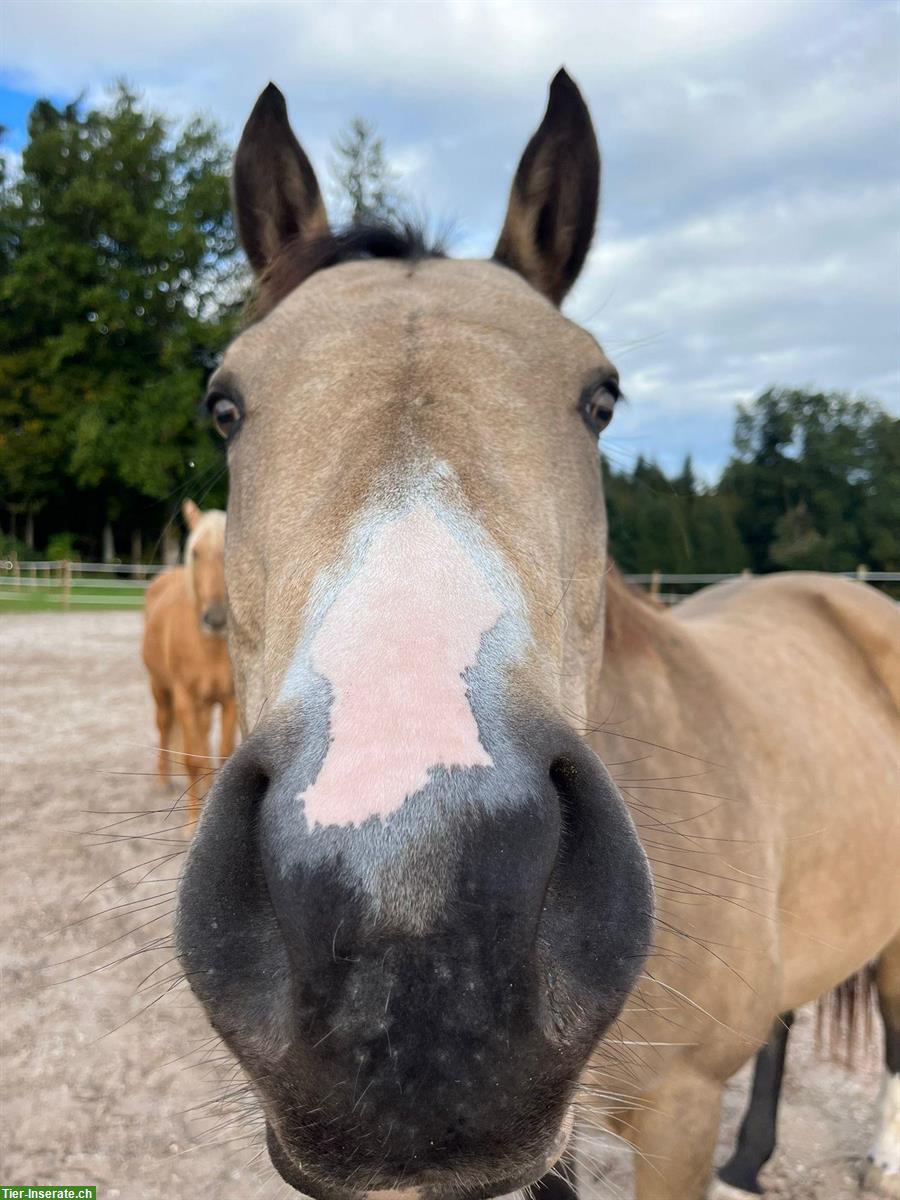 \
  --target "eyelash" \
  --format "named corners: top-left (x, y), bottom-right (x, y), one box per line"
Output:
top-left (578, 378), bottom-right (620, 435)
